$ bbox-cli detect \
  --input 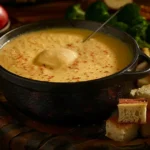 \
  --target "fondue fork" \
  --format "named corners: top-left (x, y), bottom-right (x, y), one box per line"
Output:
top-left (82, 9), bottom-right (121, 43)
